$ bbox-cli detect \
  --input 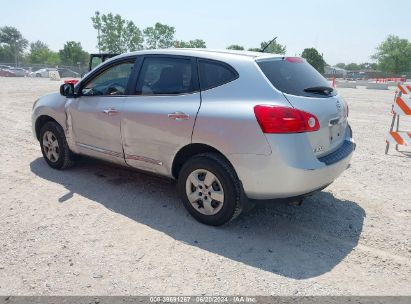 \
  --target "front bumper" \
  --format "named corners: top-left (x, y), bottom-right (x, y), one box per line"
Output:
top-left (229, 128), bottom-right (355, 200)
